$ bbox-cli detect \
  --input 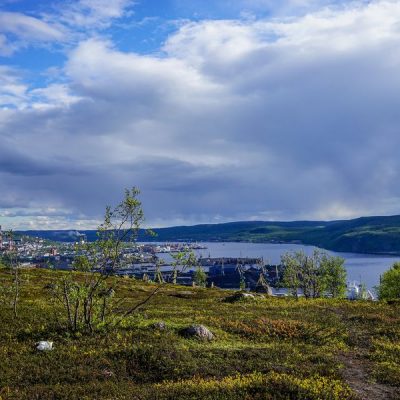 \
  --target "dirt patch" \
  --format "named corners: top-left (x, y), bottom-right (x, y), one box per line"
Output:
top-left (339, 352), bottom-right (399, 400)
